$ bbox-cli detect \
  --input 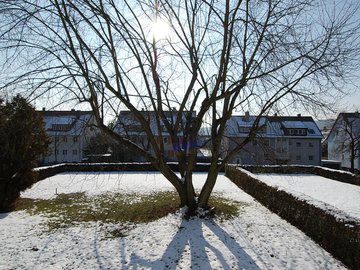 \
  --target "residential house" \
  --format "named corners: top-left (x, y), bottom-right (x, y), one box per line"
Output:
top-left (113, 110), bottom-right (196, 162)
top-left (327, 112), bottom-right (360, 172)
top-left (38, 109), bottom-right (96, 164)
top-left (224, 113), bottom-right (322, 165)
